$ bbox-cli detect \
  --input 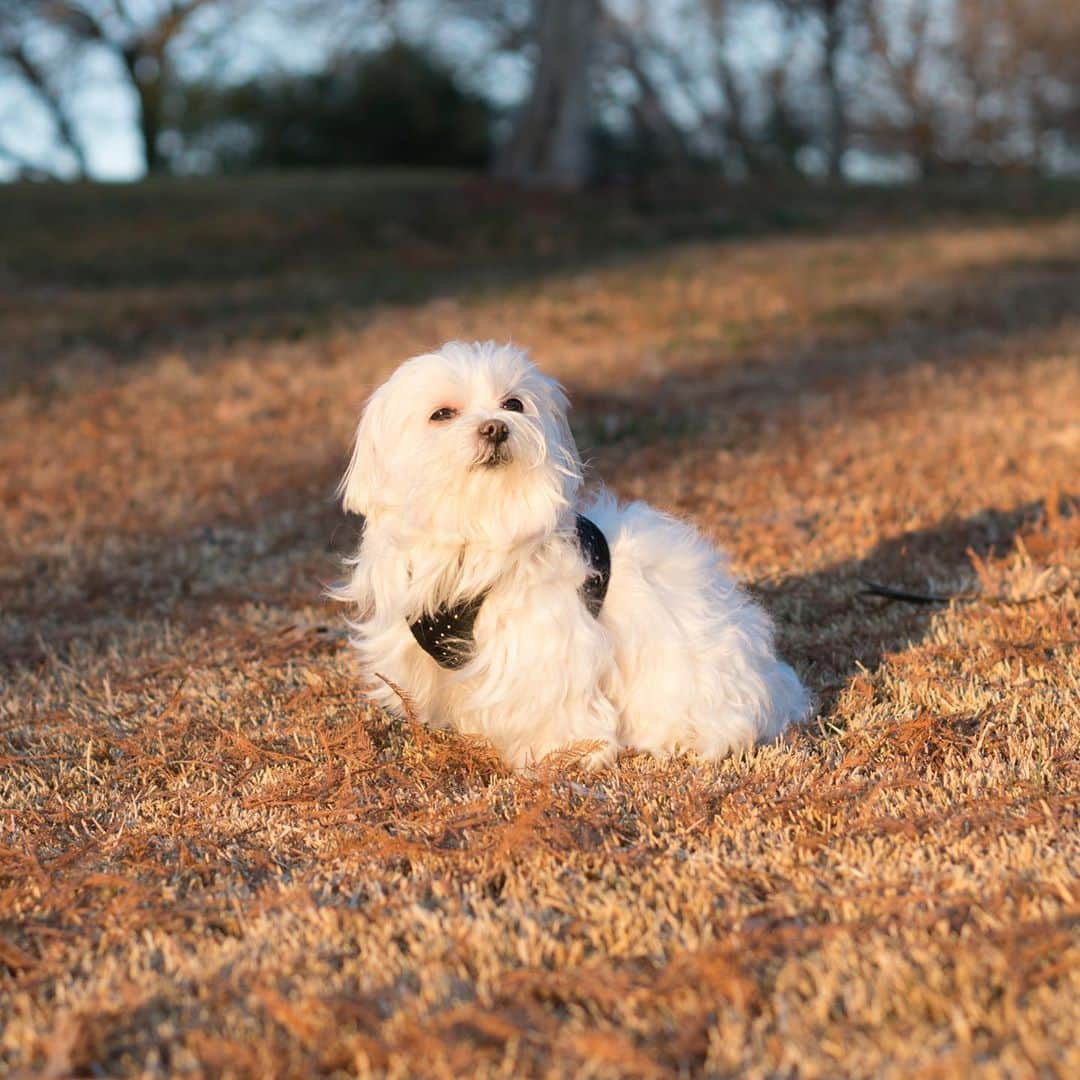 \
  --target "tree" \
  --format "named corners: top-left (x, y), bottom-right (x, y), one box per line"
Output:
top-left (496, 0), bottom-right (600, 189)
top-left (856, 0), bottom-right (1079, 176)
top-left (0, 1), bottom-right (241, 176)
top-left (177, 42), bottom-right (492, 171)
top-left (0, 1), bottom-right (89, 177)
top-left (787, 0), bottom-right (858, 180)
top-left (3, 0), bottom-right (1077, 184)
